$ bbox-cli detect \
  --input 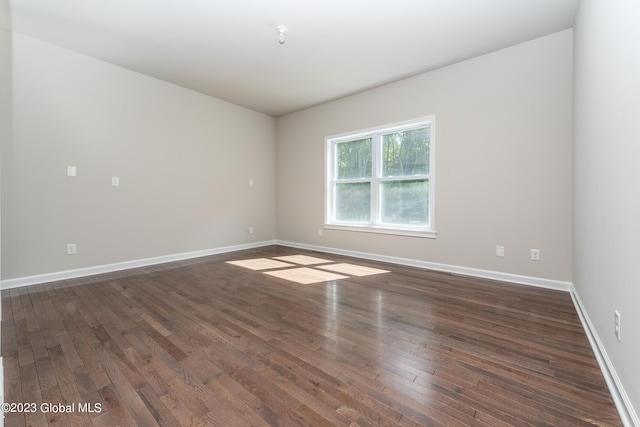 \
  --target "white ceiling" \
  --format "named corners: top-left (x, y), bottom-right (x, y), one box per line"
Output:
top-left (9, 0), bottom-right (580, 117)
